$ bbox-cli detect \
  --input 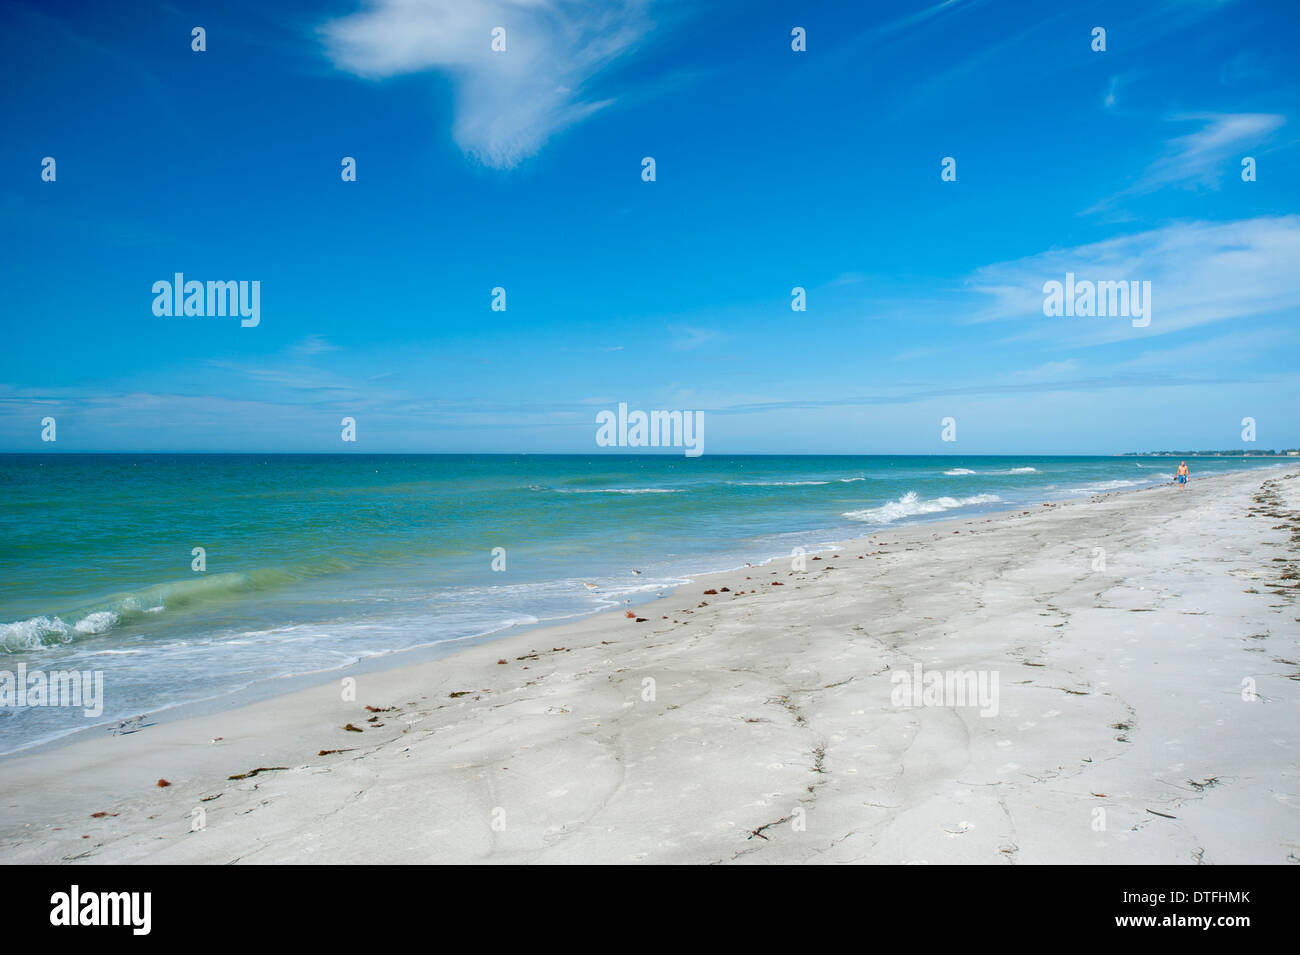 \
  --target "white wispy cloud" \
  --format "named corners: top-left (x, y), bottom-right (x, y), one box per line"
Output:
top-left (1086, 112), bottom-right (1284, 214)
top-left (1010, 360), bottom-right (1080, 383)
top-left (966, 215), bottom-right (1300, 344)
top-left (667, 325), bottom-right (721, 350)
top-left (1116, 327), bottom-right (1295, 371)
top-left (867, 0), bottom-right (988, 38)
top-left (1101, 73), bottom-right (1144, 110)
top-left (290, 335), bottom-right (339, 358)
top-left (320, 0), bottom-right (654, 169)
